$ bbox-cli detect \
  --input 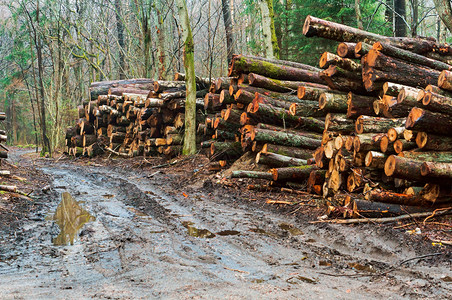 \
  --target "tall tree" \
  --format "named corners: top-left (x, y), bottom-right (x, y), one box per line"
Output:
top-left (175, 0), bottom-right (196, 155)
top-left (355, 0), bottom-right (363, 29)
top-left (433, 0), bottom-right (452, 34)
top-left (115, 0), bottom-right (126, 79)
top-left (221, 0), bottom-right (235, 64)
top-left (410, 0), bottom-right (418, 37)
top-left (259, 0), bottom-right (279, 59)
top-left (394, 0), bottom-right (407, 36)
